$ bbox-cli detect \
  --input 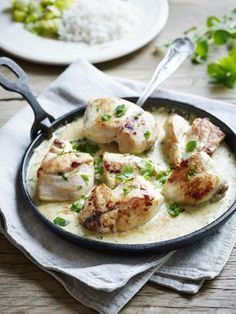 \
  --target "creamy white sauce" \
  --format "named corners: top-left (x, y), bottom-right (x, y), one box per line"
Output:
top-left (27, 109), bottom-right (236, 244)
